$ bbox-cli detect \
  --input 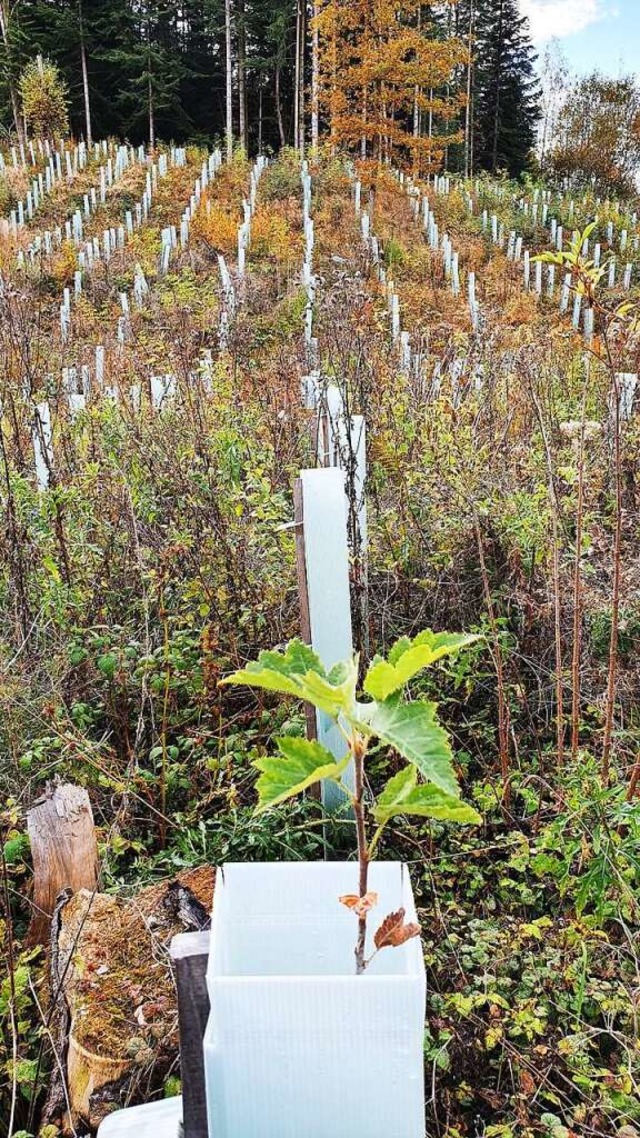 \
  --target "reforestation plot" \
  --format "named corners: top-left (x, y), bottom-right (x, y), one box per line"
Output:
top-left (1, 5), bottom-right (640, 1138)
